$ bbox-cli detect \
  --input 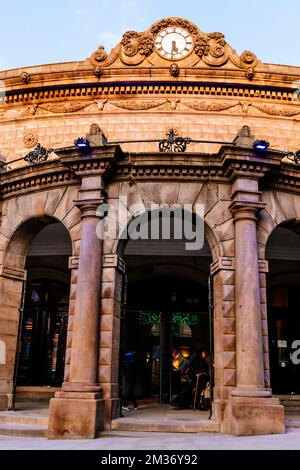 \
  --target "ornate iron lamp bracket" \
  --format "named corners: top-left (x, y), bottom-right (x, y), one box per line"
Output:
top-left (285, 151), bottom-right (300, 165)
